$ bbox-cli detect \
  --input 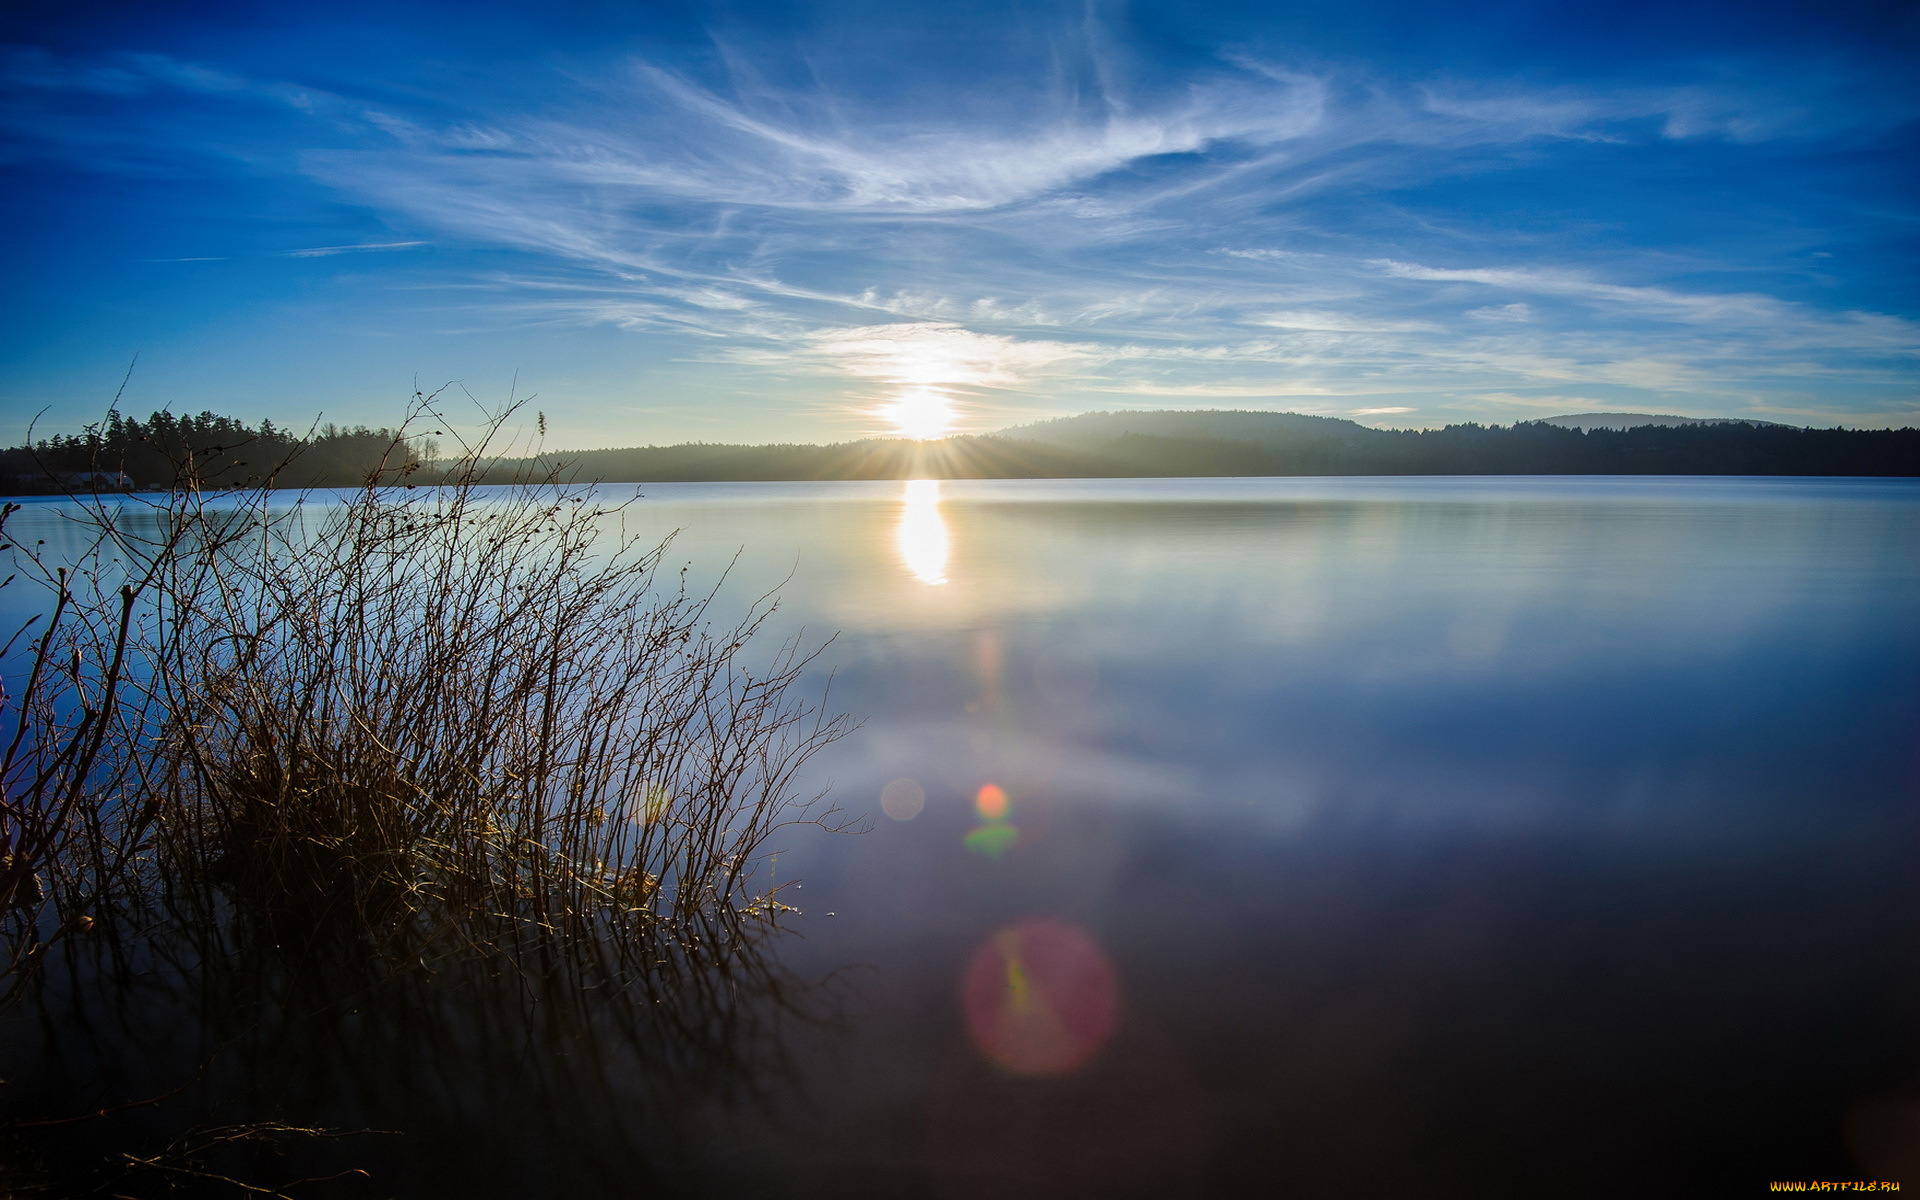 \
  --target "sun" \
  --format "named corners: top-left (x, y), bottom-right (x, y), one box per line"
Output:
top-left (879, 388), bottom-right (955, 440)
